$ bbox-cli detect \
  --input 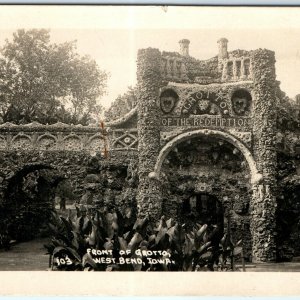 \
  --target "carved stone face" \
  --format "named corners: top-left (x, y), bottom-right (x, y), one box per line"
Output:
top-left (232, 97), bottom-right (249, 115)
top-left (160, 96), bottom-right (176, 114)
